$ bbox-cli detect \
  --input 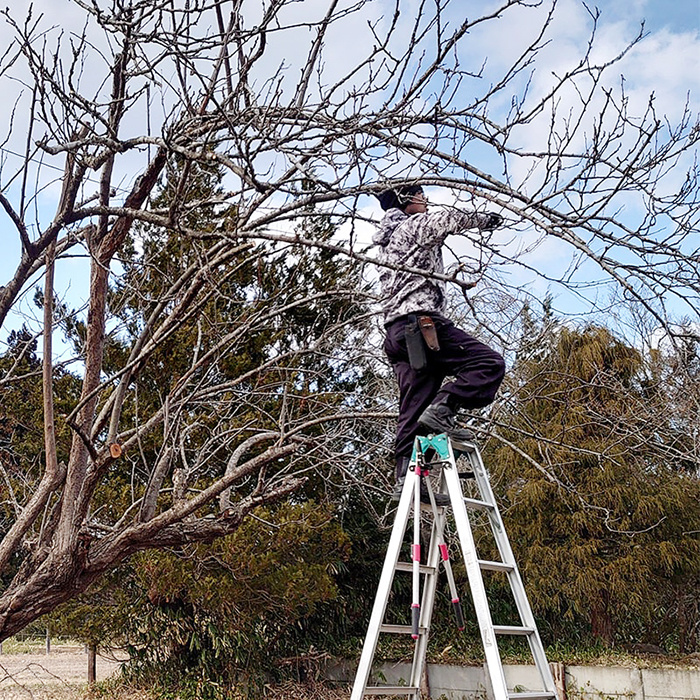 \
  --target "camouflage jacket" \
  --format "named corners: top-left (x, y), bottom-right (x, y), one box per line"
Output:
top-left (372, 207), bottom-right (493, 324)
